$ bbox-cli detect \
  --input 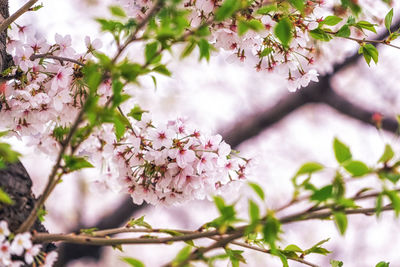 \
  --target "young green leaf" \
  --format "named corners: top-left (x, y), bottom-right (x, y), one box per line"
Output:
top-left (262, 213), bottom-right (281, 249)
top-left (256, 4), bottom-right (277, 15)
top-left (248, 182), bottom-right (265, 200)
top-left (0, 187), bottom-right (13, 205)
top-left (385, 8), bottom-right (394, 32)
top-left (145, 42), bottom-right (159, 64)
top-left (214, 0), bottom-right (241, 22)
top-left (322, 16), bottom-right (342, 26)
top-left (274, 17), bottom-right (293, 48)
top-left (330, 260), bottom-right (344, 267)
top-left (284, 244), bottom-right (303, 253)
top-left (238, 19), bottom-right (264, 36)
top-left (311, 185), bottom-right (333, 202)
top-left (376, 261), bottom-right (390, 267)
top-left (336, 25), bottom-right (351, 37)
top-left (309, 28), bottom-right (332, 41)
top-left (109, 5), bottom-right (127, 17)
top-left (289, 0), bottom-right (304, 12)
top-left (121, 257), bottom-right (145, 267)
top-left (128, 104), bottom-right (147, 121)
top-left (198, 38), bottom-right (211, 61)
top-left (356, 21), bottom-right (377, 33)
top-left (333, 138), bottom-right (352, 164)
top-left (378, 144), bottom-right (394, 163)
top-left (295, 162), bottom-right (324, 177)
top-left (361, 44), bottom-right (379, 66)
top-left (63, 155), bottom-right (94, 172)
top-left (384, 190), bottom-right (400, 216)
top-left (172, 246), bottom-right (192, 266)
top-left (333, 212), bottom-right (348, 235)
top-left (343, 160), bottom-right (370, 177)
top-left (248, 199), bottom-right (260, 223)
